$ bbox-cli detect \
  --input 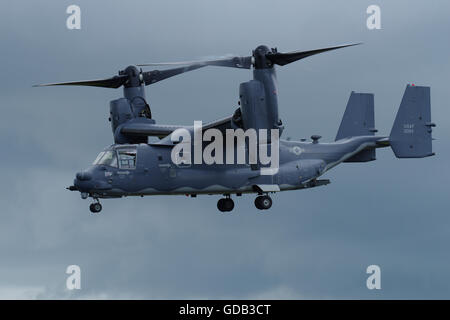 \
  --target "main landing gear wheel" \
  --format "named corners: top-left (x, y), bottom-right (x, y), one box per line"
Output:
top-left (255, 195), bottom-right (272, 210)
top-left (217, 198), bottom-right (234, 212)
top-left (89, 202), bottom-right (102, 213)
